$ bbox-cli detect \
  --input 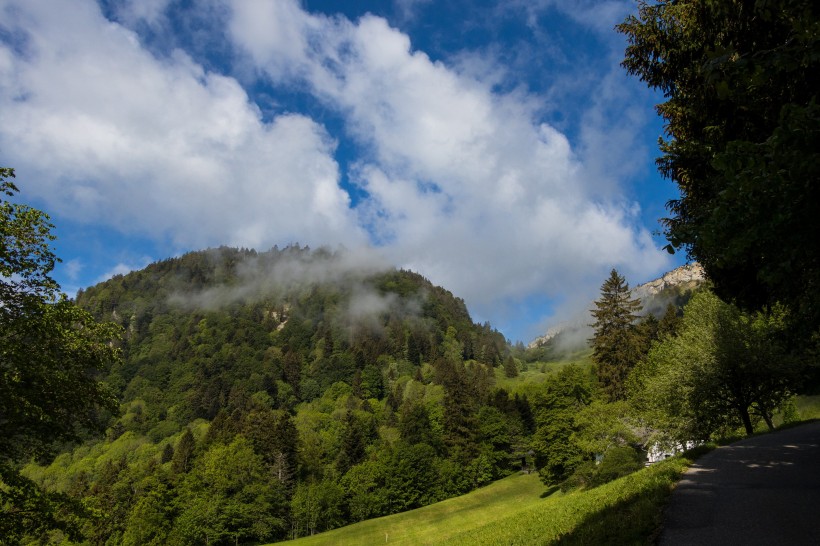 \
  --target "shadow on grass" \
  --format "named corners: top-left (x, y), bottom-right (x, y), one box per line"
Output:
top-left (540, 485), bottom-right (560, 499)
top-left (552, 469), bottom-right (680, 546)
